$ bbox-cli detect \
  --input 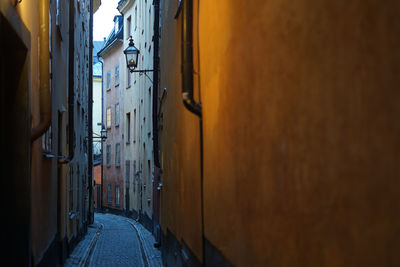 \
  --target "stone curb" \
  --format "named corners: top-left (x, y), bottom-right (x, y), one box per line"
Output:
top-left (126, 219), bottom-right (163, 267)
